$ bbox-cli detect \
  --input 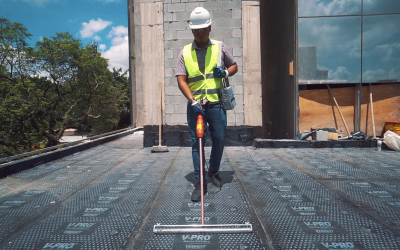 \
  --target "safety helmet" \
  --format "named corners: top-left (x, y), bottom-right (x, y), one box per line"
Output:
top-left (189, 7), bottom-right (212, 29)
